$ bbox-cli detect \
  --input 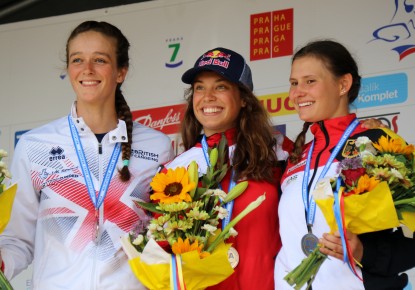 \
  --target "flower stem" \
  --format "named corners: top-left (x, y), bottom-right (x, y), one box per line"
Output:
top-left (284, 247), bottom-right (327, 290)
top-left (0, 270), bottom-right (13, 290)
top-left (394, 197), bottom-right (415, 206)
top-left (206, 194), bottom-right (265, 252)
